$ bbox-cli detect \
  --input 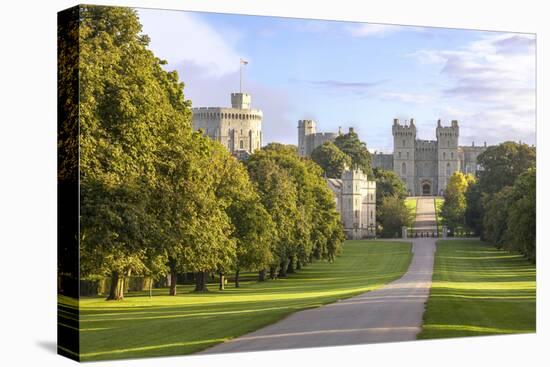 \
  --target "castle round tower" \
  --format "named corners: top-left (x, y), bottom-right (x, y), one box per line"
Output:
top-left (192, 92), bottom-right (263, 155)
